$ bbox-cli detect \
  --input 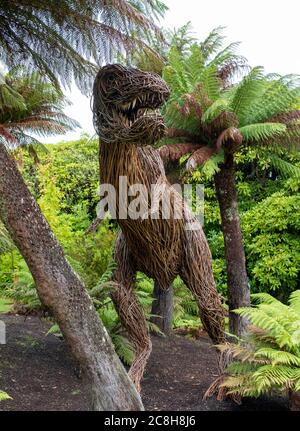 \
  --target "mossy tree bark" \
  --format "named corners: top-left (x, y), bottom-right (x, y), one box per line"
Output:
top-left (0, 144), bottom-right (143, 411)
top-left (151, 281), bottom-right (173, 335)
top-left (214, 149), bottom-right (250, 336)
